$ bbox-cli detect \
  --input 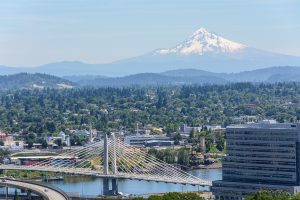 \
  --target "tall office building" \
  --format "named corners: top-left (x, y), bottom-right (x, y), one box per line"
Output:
top-left (212, 122), bottom-right (300, 200)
